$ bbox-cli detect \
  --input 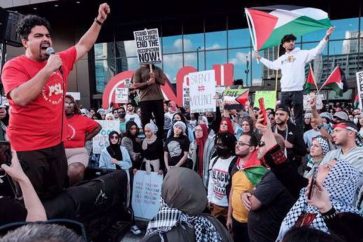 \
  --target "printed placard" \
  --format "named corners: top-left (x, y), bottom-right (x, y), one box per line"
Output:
top-left (133, 28), bottom-right (162, 64)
